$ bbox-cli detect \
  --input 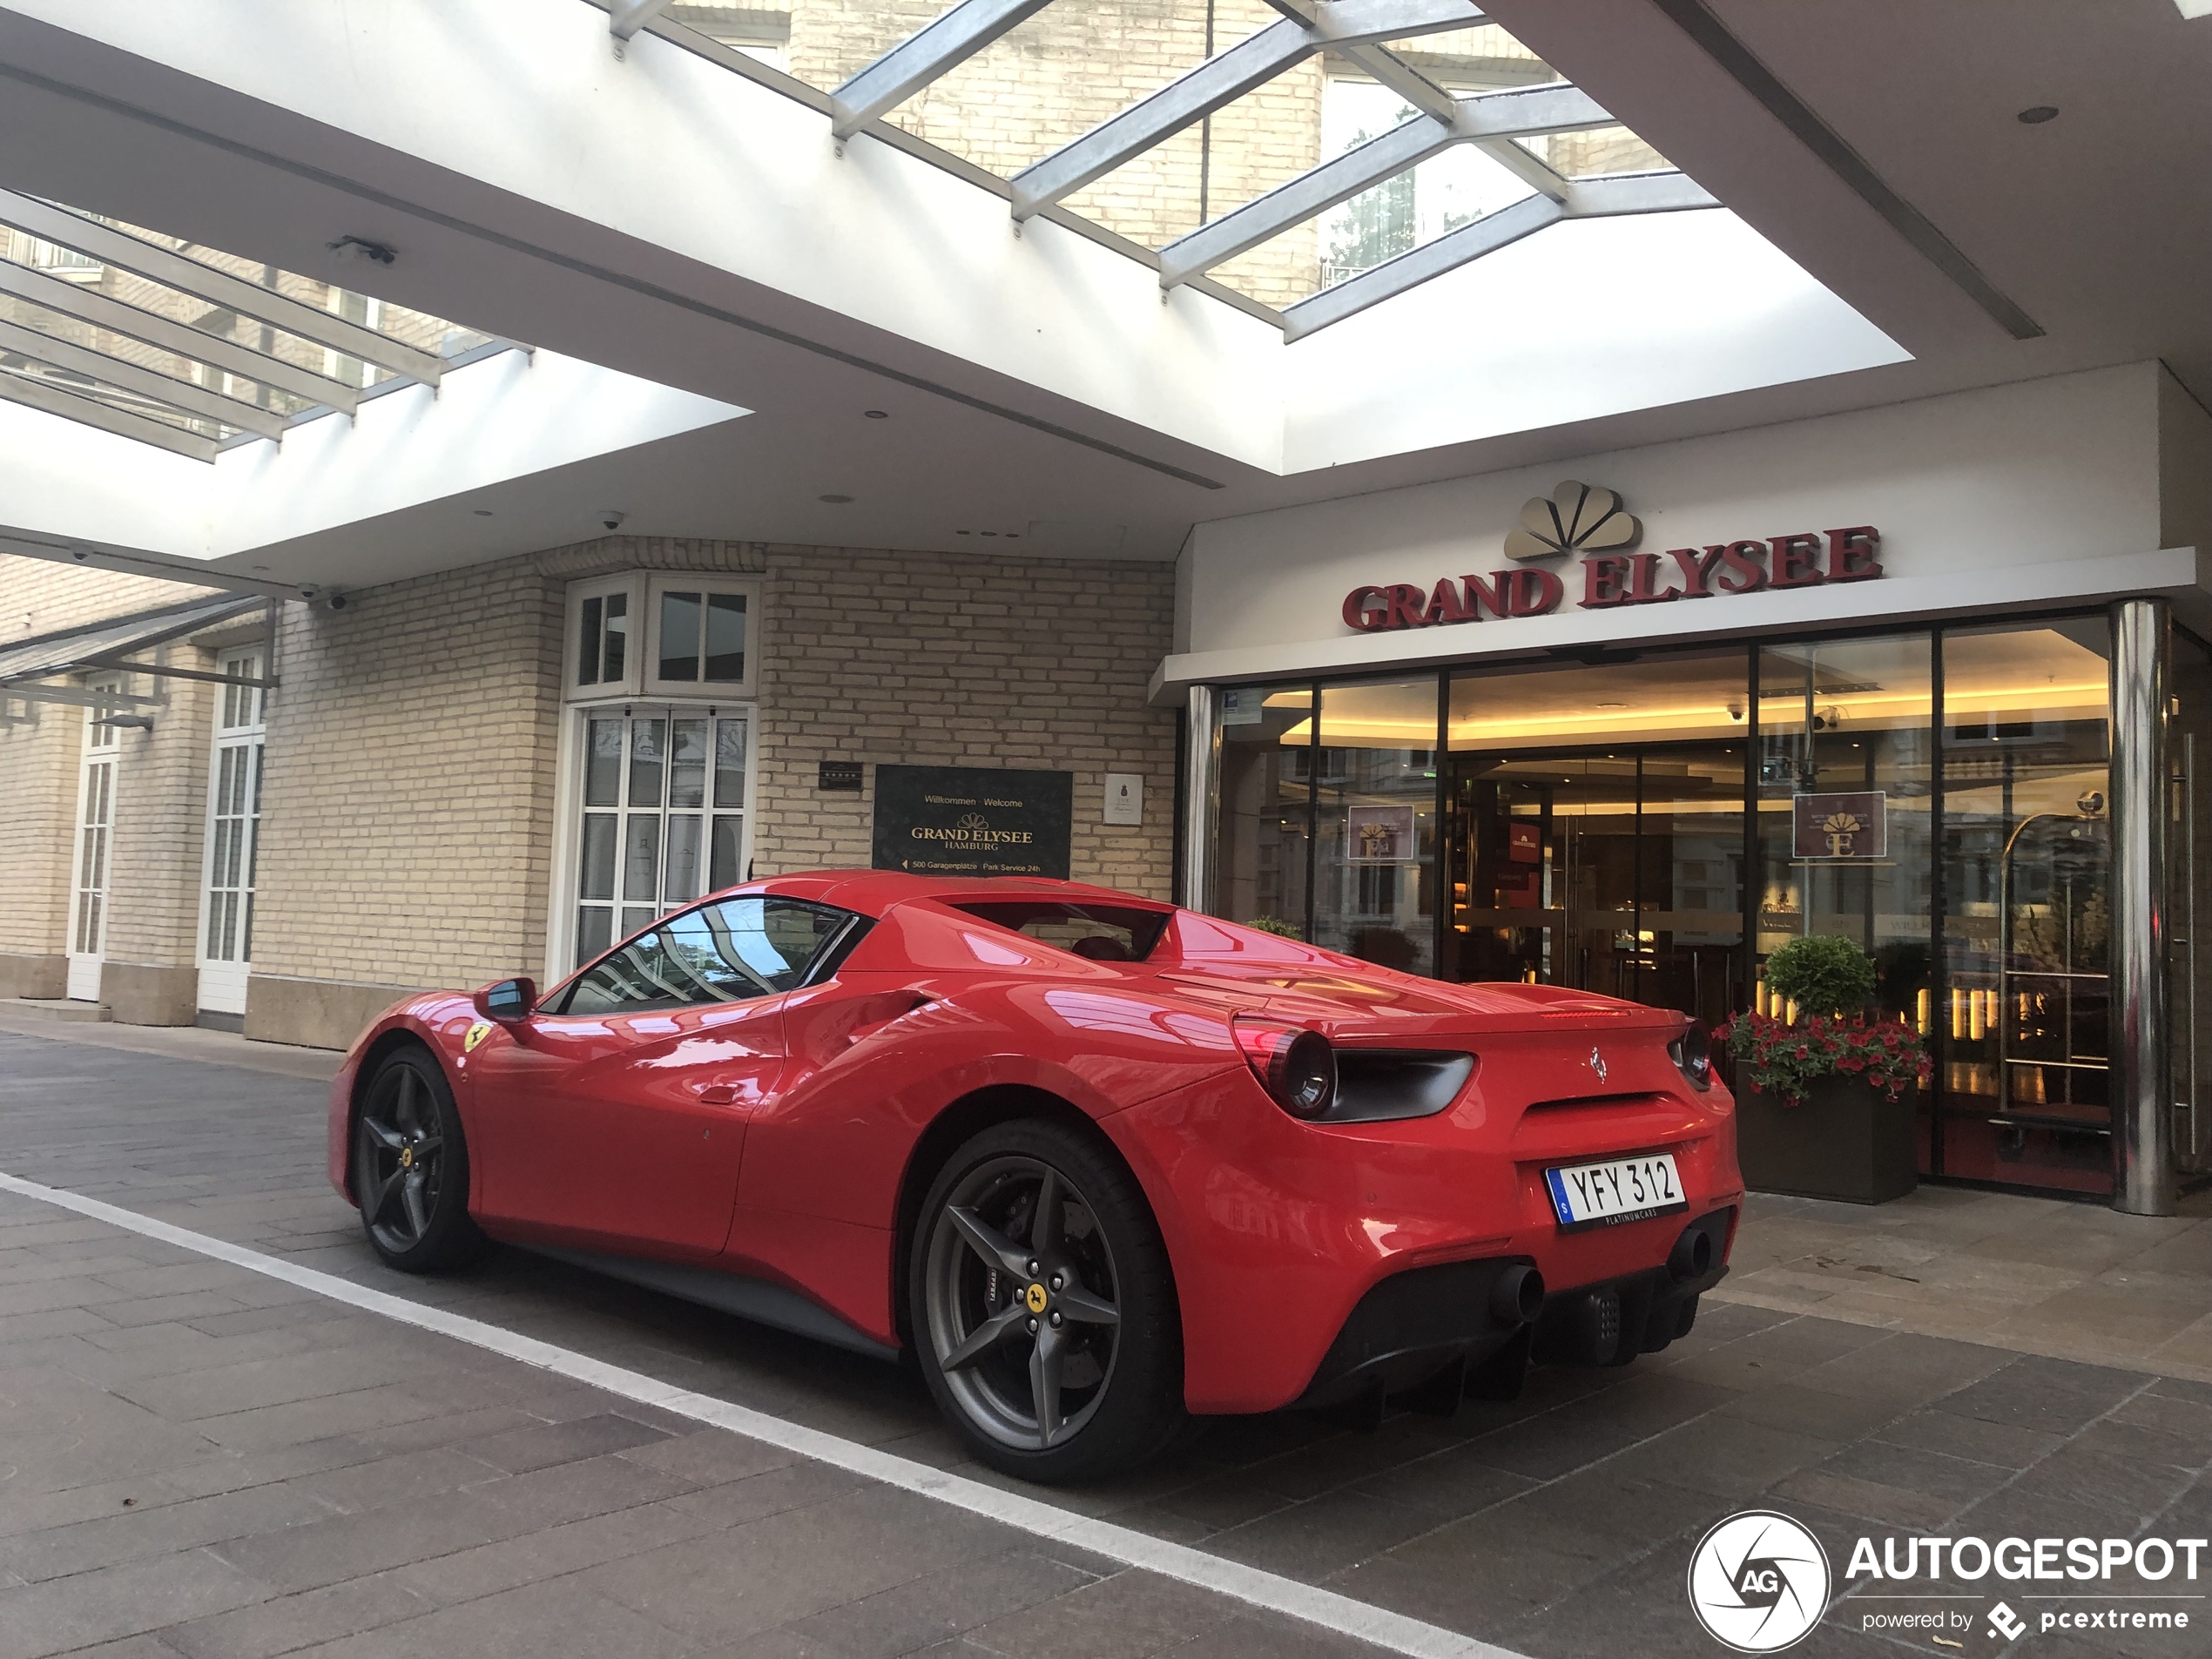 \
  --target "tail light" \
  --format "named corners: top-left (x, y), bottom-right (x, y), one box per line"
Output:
top-left (1232, 1017), bottom-right (1337, 1120)
top-left (1670, 1019), bottom-right (1715, 1091)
